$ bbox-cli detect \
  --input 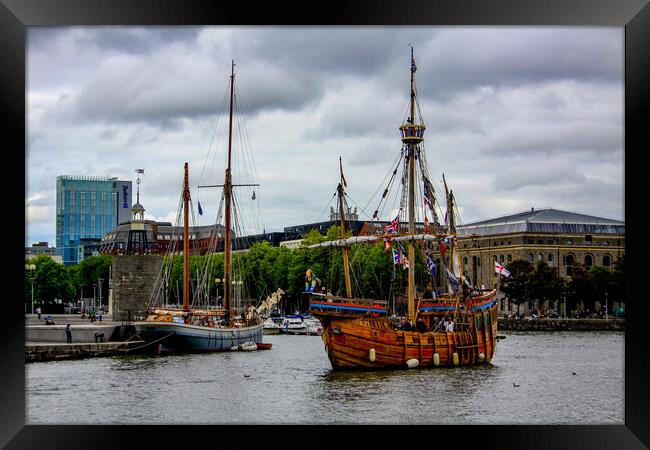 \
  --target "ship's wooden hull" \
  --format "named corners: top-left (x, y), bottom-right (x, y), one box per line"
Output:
top-left (312, 291), bottom-right (499, 370)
